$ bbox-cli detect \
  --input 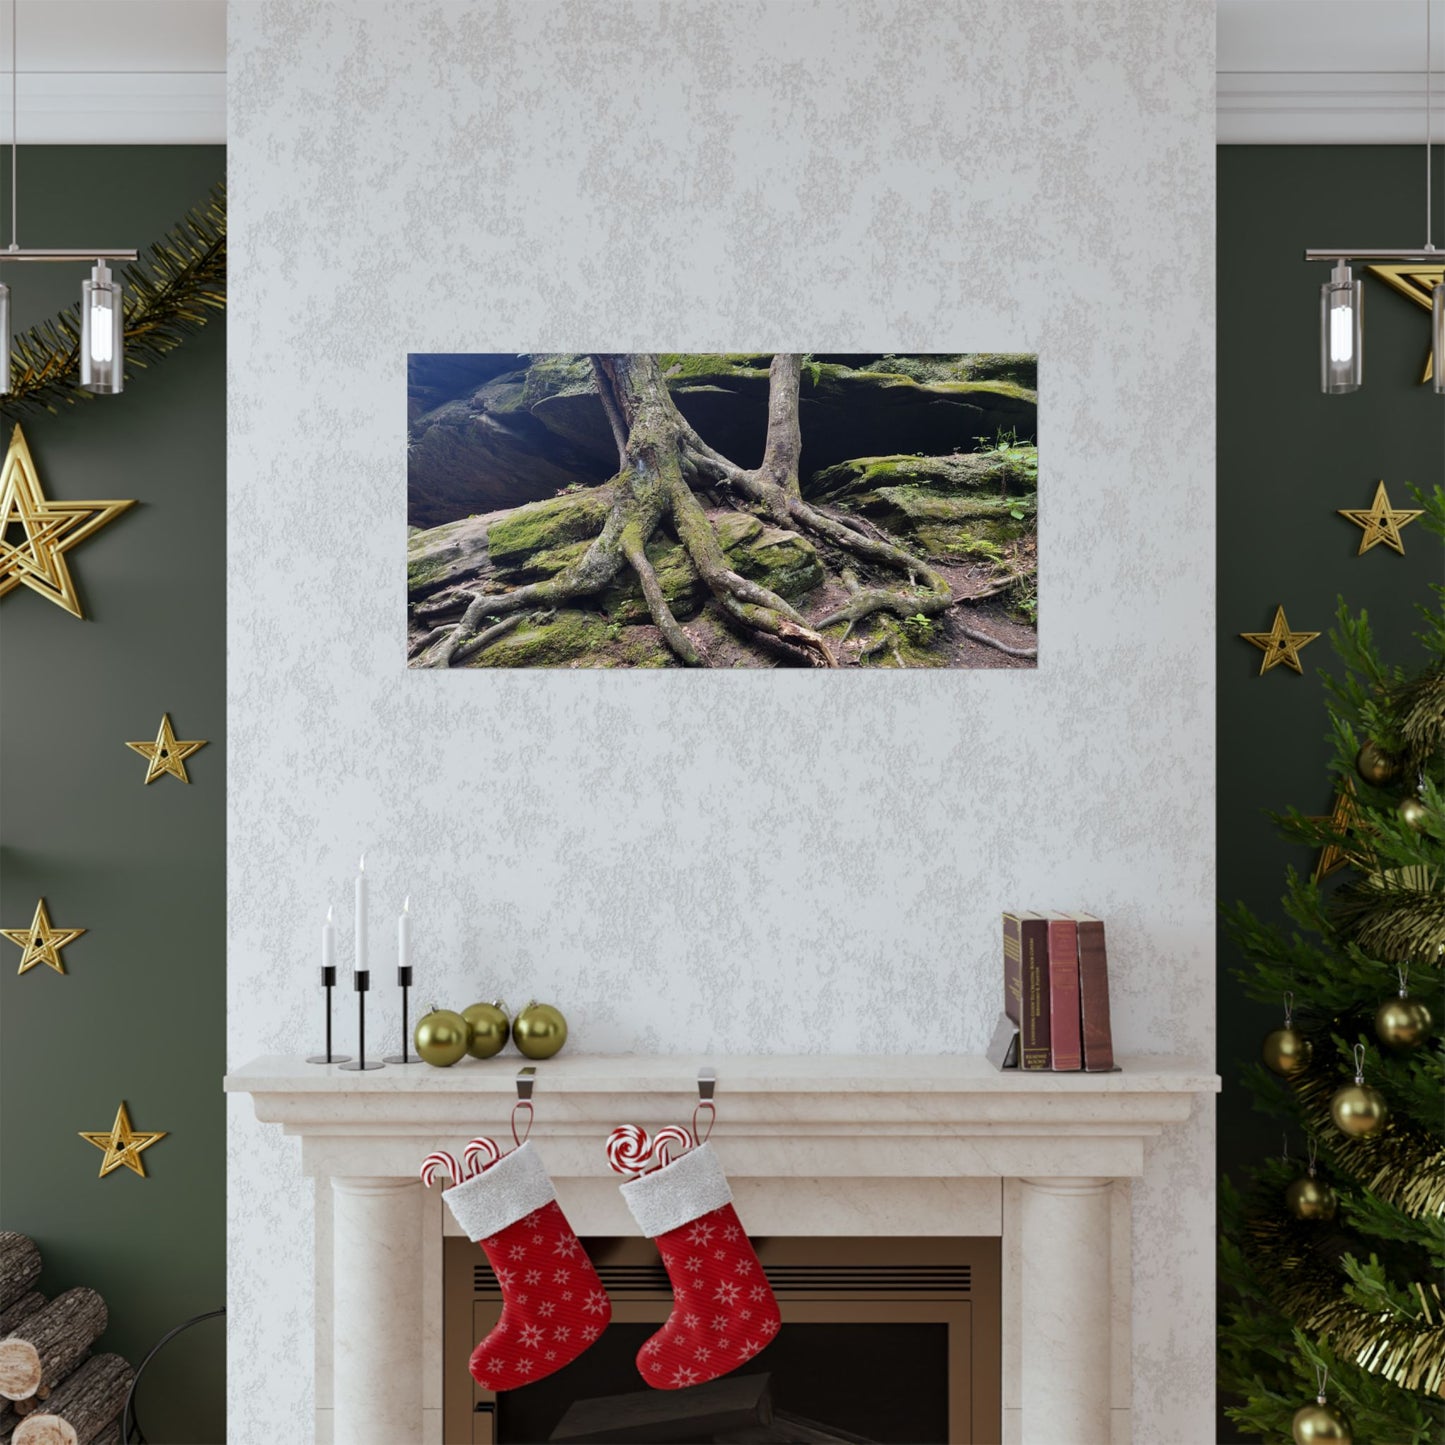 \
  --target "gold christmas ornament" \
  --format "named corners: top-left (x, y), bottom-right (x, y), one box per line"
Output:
top-left (78, 1101), bottom-right (166, 1179)
top-left (1329, 1044), bottom-right (1388, 1138)
top-left (1240, 605), bottom-right (1320, 675)
top-left (1310, 779), bottom-right (1368, 883)
top-left (1375, 964), bottom-right (1432, 1049)
top-left (1292, 1367), bottom-right (1351, 1444)
top-left (413, 1006), bottom-right (470, 1067)
top-left (462, 1000), bottom-right (510, 1059)
top-left (512, 1000), bottom-right (568, 1059)
top-left (0, 425), bottom-right (135, 619)
top-left (1397, 794), bottom-right (1432, 833)
top-left (1, 898), bottom-right (85, 976)
top-left (1354, 740), bottom-right (1400, 787)
top-left (125, 713), bottom-right (208, 785)
top-left (1285, 1138), bottom-right (1336, 1220)
top-left (1263, 993), bottom-right (1313, 1076)
top-left (1337, 480), bottom-right (1422, 556)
